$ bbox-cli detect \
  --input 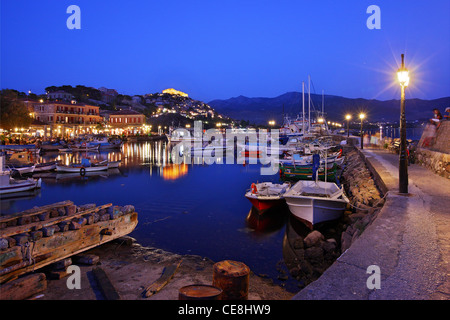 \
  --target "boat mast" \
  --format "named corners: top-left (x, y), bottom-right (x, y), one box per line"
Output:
top-left (302, 81), bottom-right (305, 135)
top-left (308, 75), bottom-right (311, 133)
top-left (322, 89), bottom-right (324, 117)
